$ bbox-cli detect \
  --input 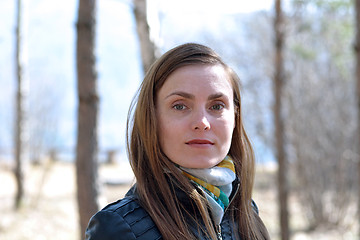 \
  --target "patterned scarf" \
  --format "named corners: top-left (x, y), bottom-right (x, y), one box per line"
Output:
top-left (180, 156), bottom-right (236, 224)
